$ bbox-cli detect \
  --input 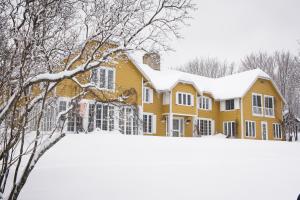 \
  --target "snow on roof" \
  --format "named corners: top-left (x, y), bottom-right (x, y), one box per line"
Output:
top-left (128, 52), bottom-right (273, 100)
